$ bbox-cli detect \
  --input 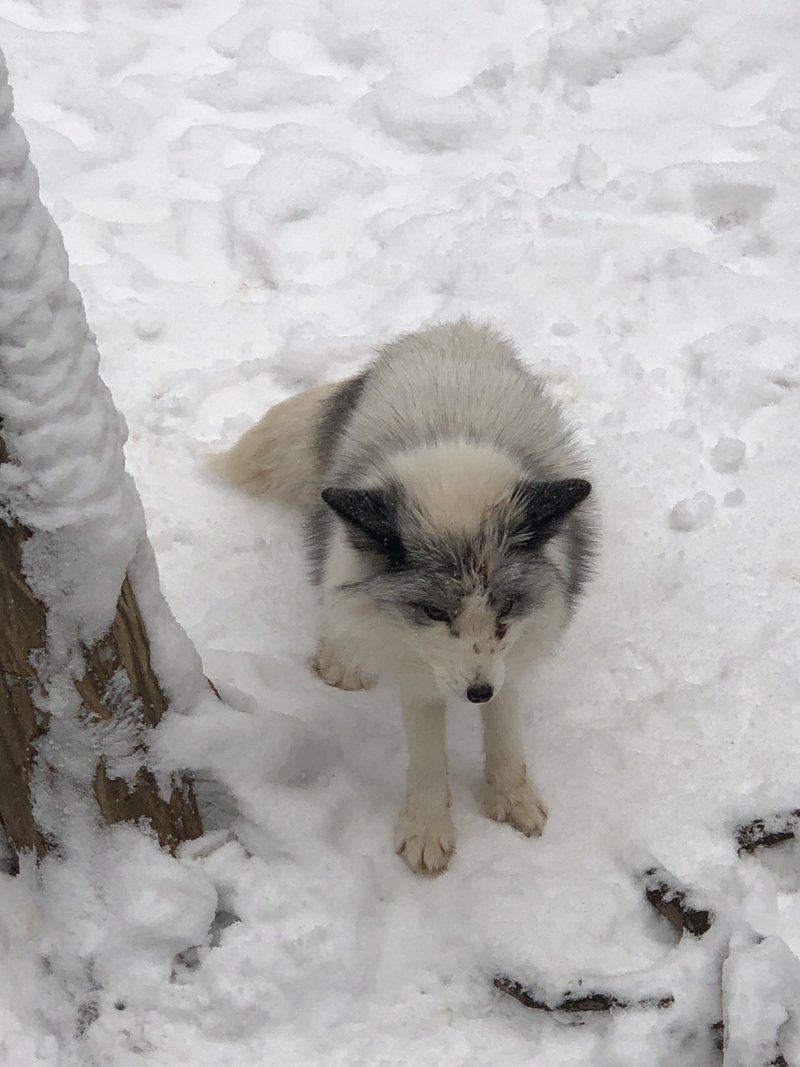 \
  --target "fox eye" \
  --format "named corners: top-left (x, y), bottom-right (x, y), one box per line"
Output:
top-left (414, 603), bottom-right (450, 623)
